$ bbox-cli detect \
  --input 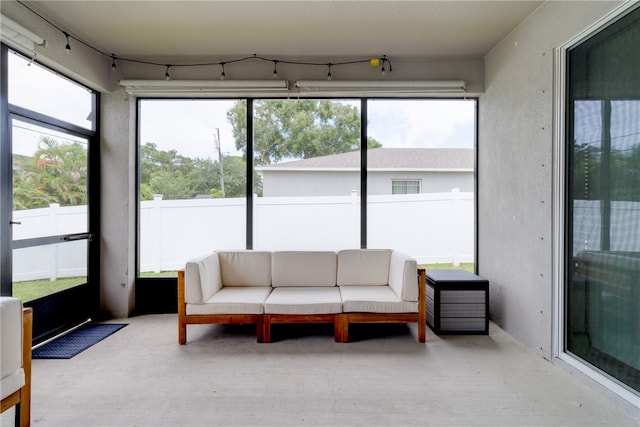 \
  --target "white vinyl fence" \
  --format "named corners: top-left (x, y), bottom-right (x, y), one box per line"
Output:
top-left (14, 191), bottom-right (478, 281)
top-left (12, 204), bottom-right (88, 282)
top-left (12, 197), bottom-right (640, 282)
top-left (139, 191), bottom-right (476, 273)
